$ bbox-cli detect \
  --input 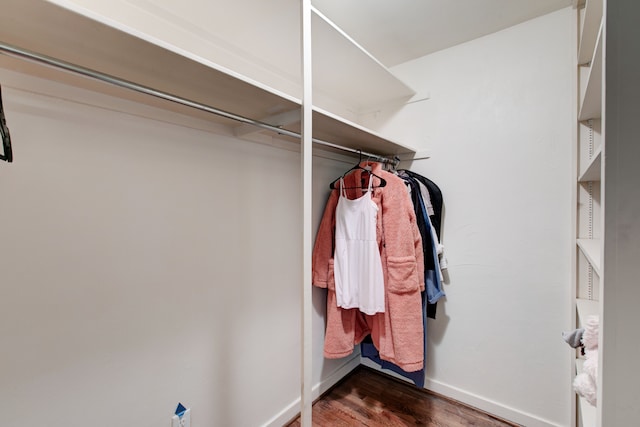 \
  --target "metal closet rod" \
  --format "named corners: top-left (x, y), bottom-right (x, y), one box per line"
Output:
top-left (0, 42), bottom-right (397, 166)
